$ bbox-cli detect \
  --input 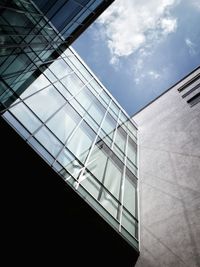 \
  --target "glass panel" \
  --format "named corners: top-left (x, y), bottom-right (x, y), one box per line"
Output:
top-left (71, 85), bottom-right (95, 111)
top-left (81, 170), bottom-right (101, 200)
top-left (120, 111), bottom-right (128, 124)
top-left (49, 58), bottom-right (73, 79)
top-left (84, 112), bottom-right (99, 133)
top-left (127, 138), bottom-right (137, 166)
top-left (9, 102), bottom-right (41, 133)
top-left (81, 170), bottom-right (120, 220)
top-left (100, 91), bottom-right (110, 105)
top-left (44, 69), bottom-right (57, 83)
top-left (34, 126), bottom-right (63, 157)
top-left (67, 120), bottom-right (95, 163)
top-left (123, 173), bottom-right (137, 216)
top-left (20, 74), bottom-right (50, 99)
top-left (99, 187), bottom-right (120, 219)
top-left (50, 1), bottom-right (81, 31)
top-left (69, 99), bottom-right (86, 117)
top-left (87, 0), bottom-right (103, 10)
top-left (127, 121), bottom-right (137, 139)
top-left (2, 9), bottom-right (32, 27)
top-left (126, 159), bottom-right (137, 176)
top-left (54, 81), bottom-right (72, 100)
top-left (28, 137), bottom-right (55, 165)
top-left (87, 145), bottom-right (108, 183)
top-left (25, 85), bottom-right (65, 121)
top-left (57, 148), bottom-right (83, 180)
top-left (87, 99), bottom-right (106, 125)
top-left (100, 112), bottom-right (117, 144)
top-left (122, 209), bottom-right (137, 238)
top-left (3, 54), bottom-right (32, 76)
top-left (67, 55), bottom-right (93, 83)
top-left (47, 104), bottom-right (81, 143)
top-left (109, 101), bottom-right (120, 121)
top-left (89, 79), bottom-right (102, 96)
top-left (102, 158), bottom-right (122, 200)
top-left (114, 126), bottom-right (127, 154)
top-left (61, 72), bottom-right (85, 96)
